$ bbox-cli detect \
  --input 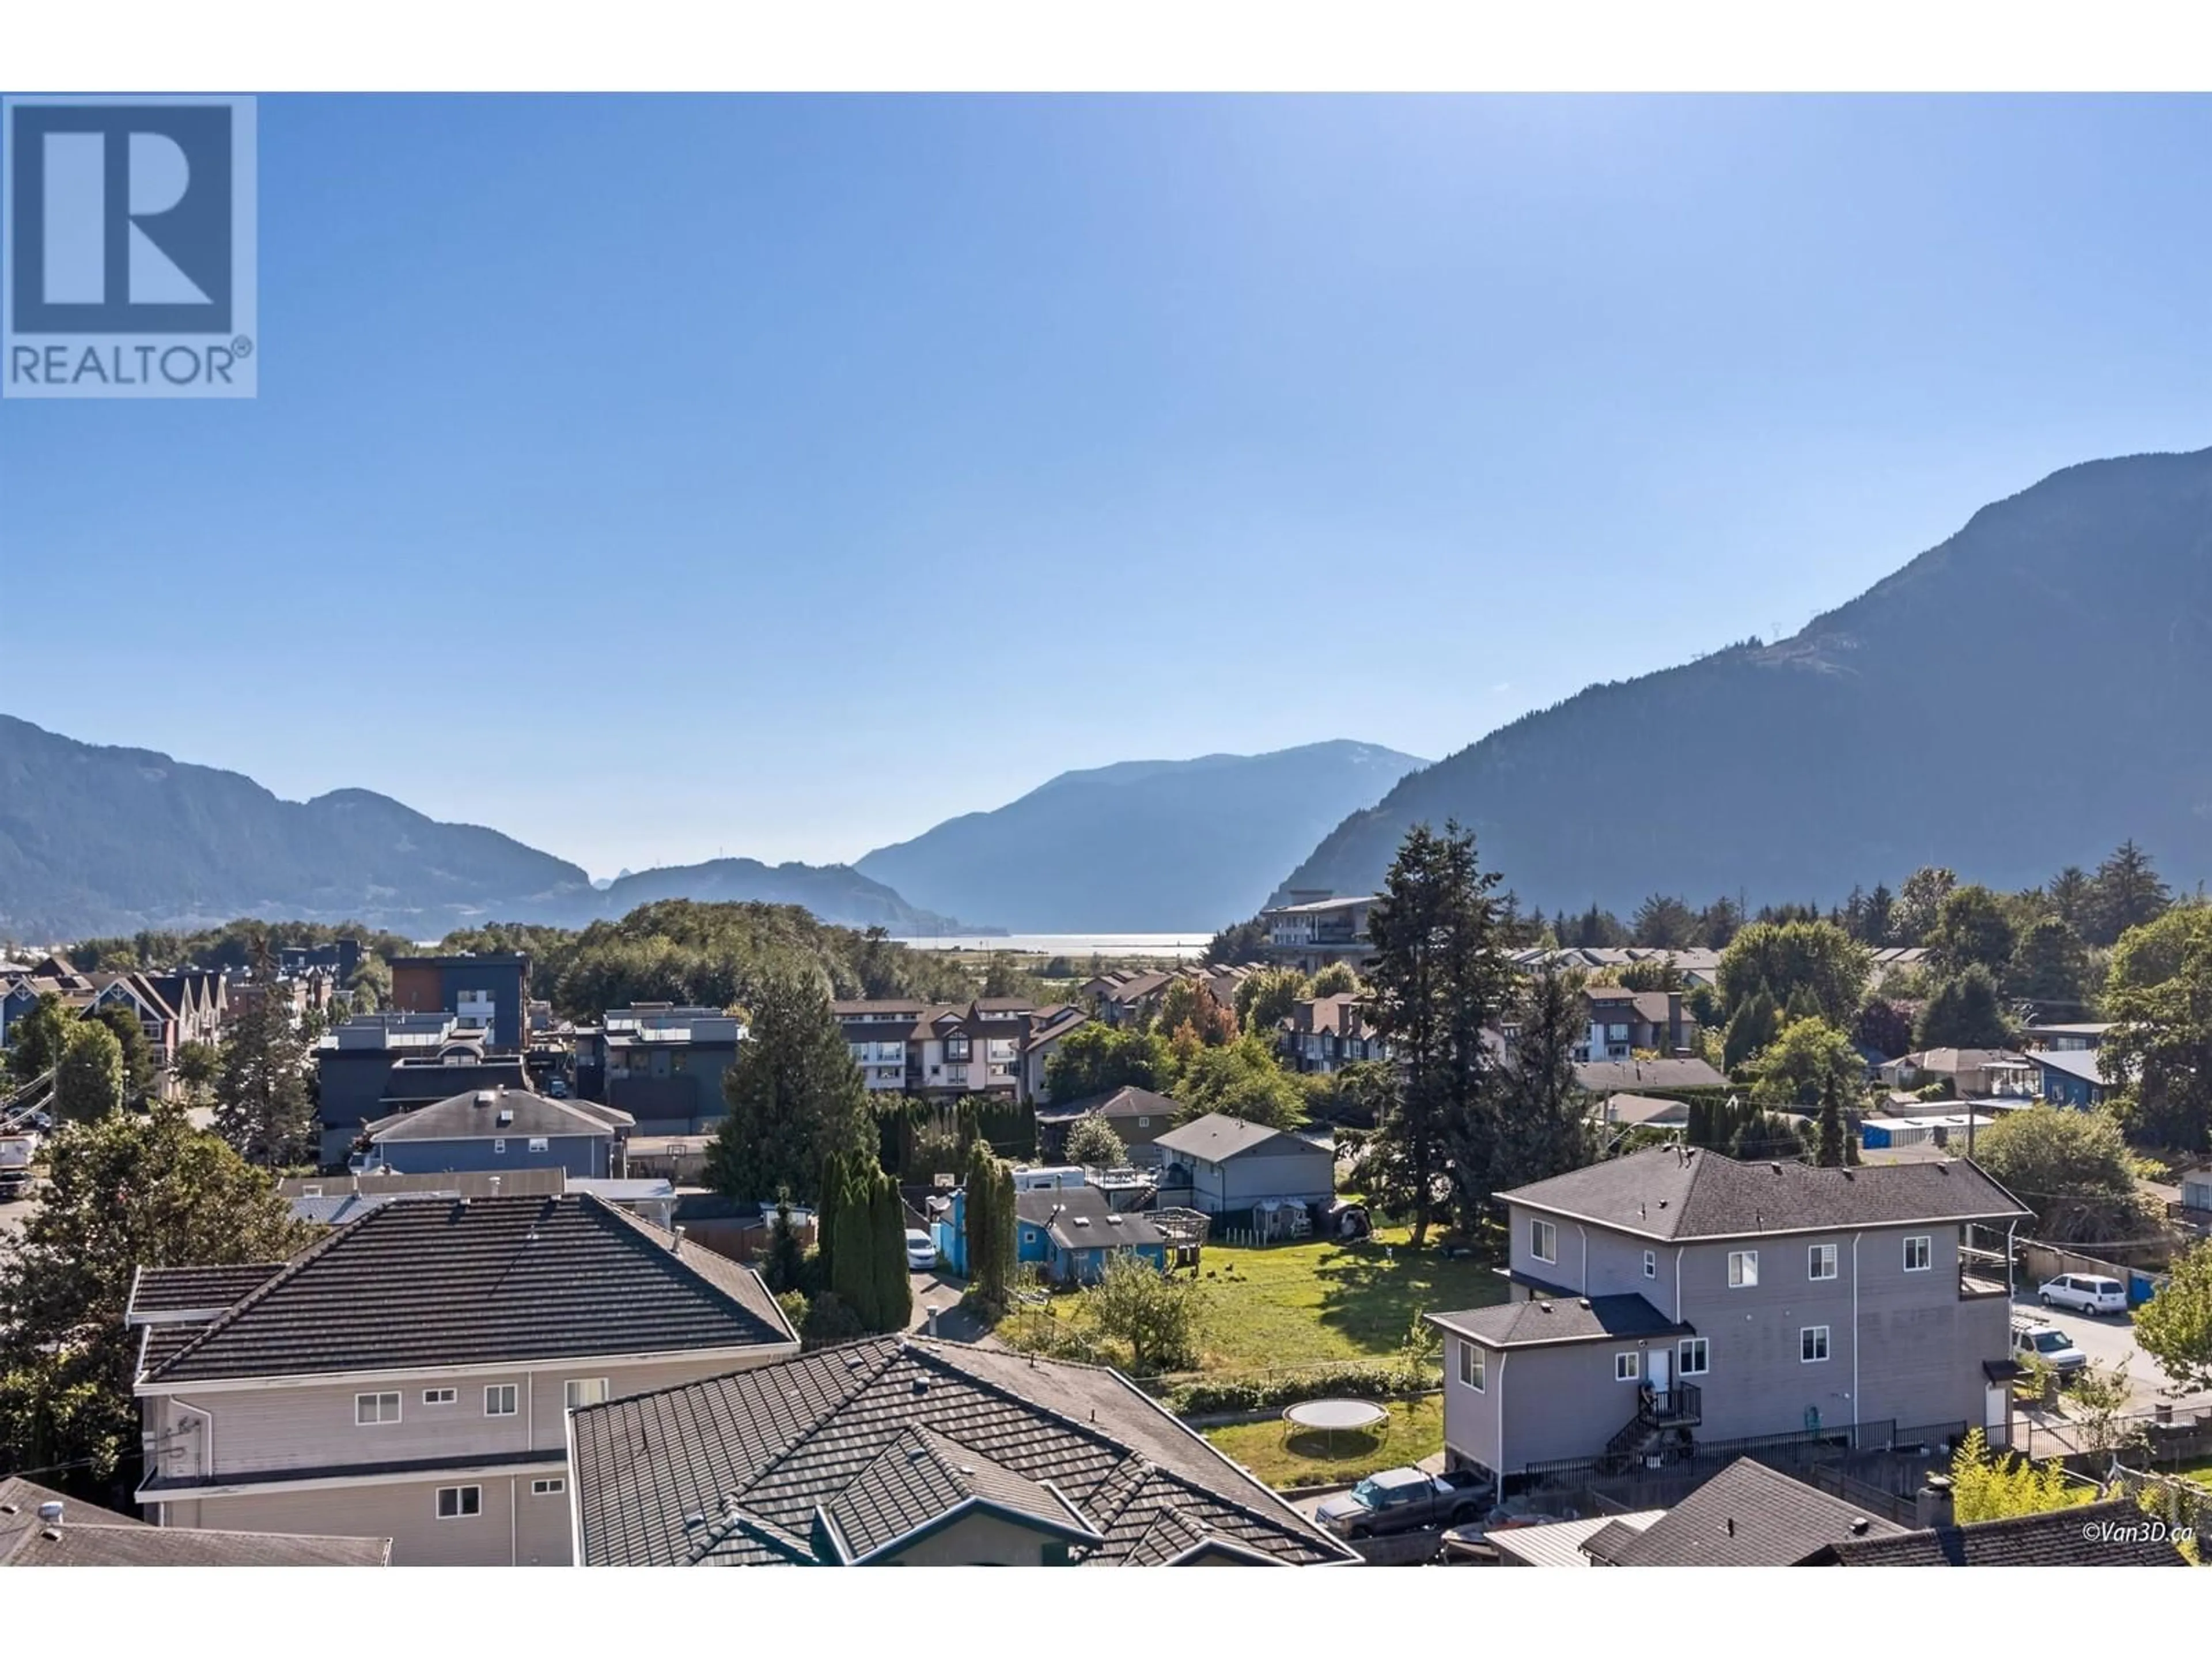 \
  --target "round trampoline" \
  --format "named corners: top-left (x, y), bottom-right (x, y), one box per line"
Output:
top-left (1282, 1397), bottom-right (1390, 1457)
